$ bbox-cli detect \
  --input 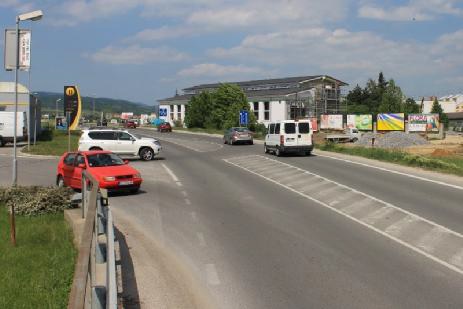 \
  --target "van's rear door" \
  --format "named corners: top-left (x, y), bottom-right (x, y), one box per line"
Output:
top-left (297, 121), bottom-right (312, 146)
top-left (283, 122), bottom-right (298, 147)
